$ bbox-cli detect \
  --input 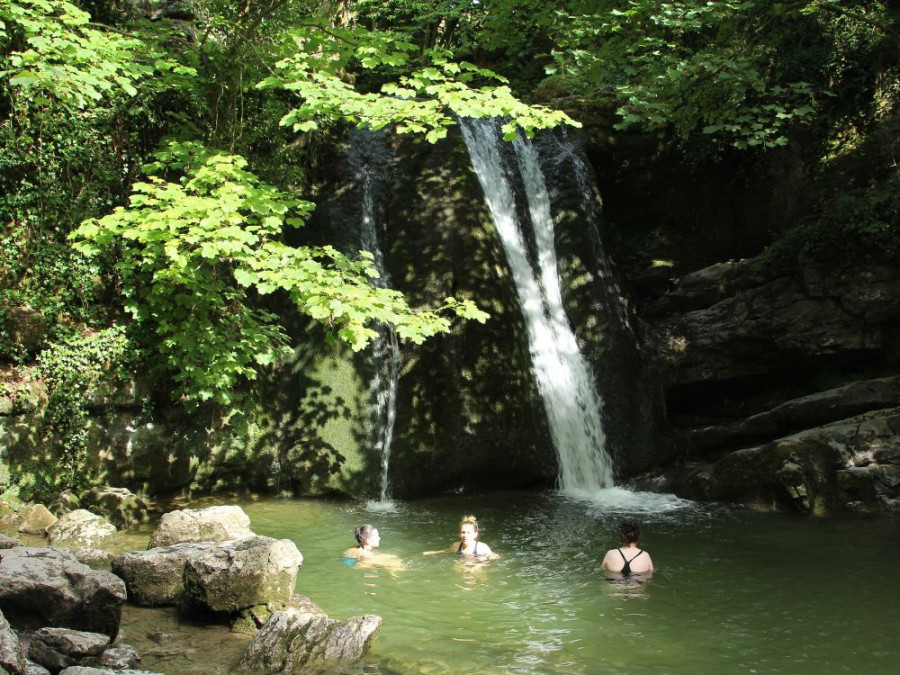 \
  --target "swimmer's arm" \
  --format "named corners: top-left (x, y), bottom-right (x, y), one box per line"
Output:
top-left (423, 542), bottom-right (457, 555)
top-left (478, 543), bottom-right (500, 559)
top-left (599, 550), bottom-right (615, 571)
